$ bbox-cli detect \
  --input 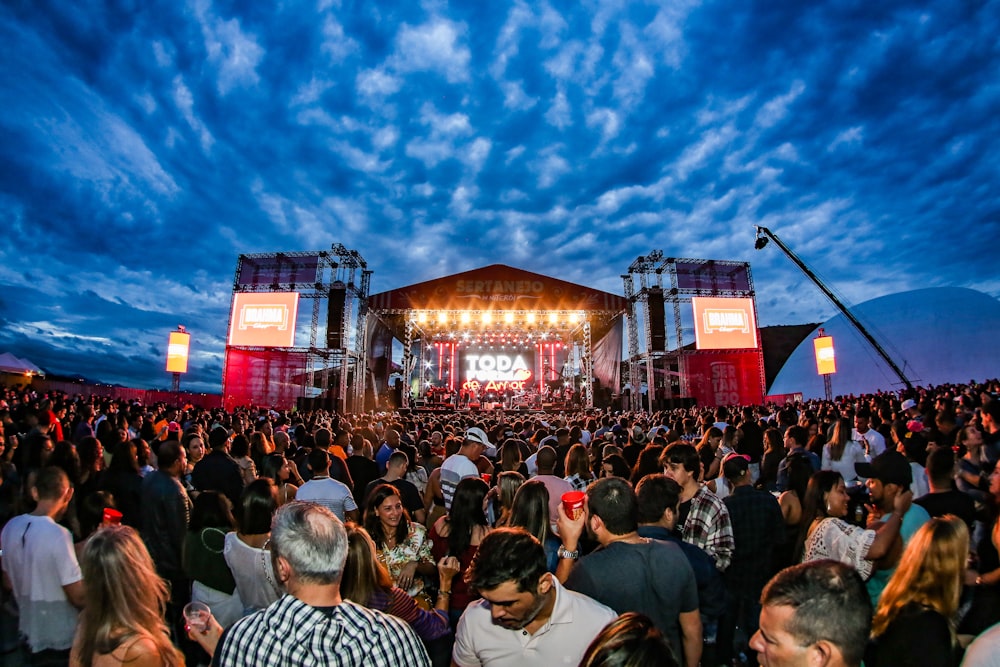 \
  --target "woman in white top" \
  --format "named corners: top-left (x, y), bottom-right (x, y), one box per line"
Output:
top-left (821, 418), bottom-right (867, 487)
top-left (224, 479), bottom-right (282, 615)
